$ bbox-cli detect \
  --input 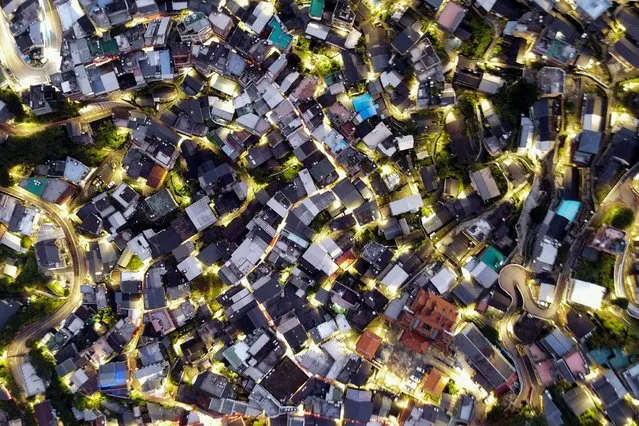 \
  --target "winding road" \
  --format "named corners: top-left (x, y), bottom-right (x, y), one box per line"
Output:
top-left (1, 186), bottom-right (85, 399)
